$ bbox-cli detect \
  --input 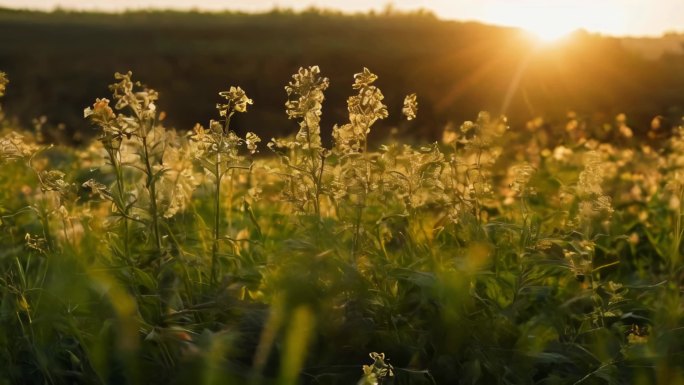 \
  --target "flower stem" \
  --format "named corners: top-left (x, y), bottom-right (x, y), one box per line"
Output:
top-left (141, 134), bottom-right (162, 255)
